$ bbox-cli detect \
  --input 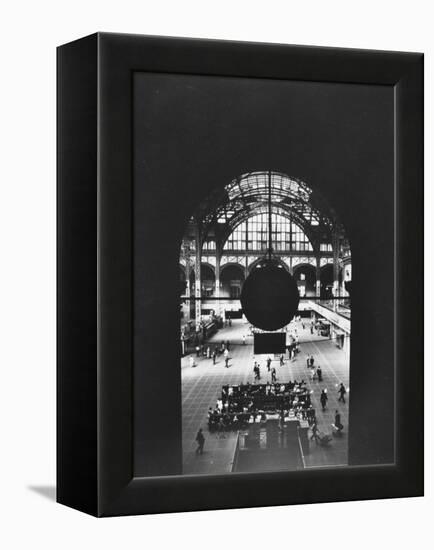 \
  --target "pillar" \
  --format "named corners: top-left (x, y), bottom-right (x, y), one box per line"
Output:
top-left (332, 230), bottom-right (340, 310)
top-left (215, 246), bottom-right (221, 316)
top-left (343, 262), bottom-right (352, 297)
top-left (184, 259), bottom-right (191, 322)
top-left (315, 257), bottom-right (321, 298)
top-left (194, 227), bottom-right (202, 323)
